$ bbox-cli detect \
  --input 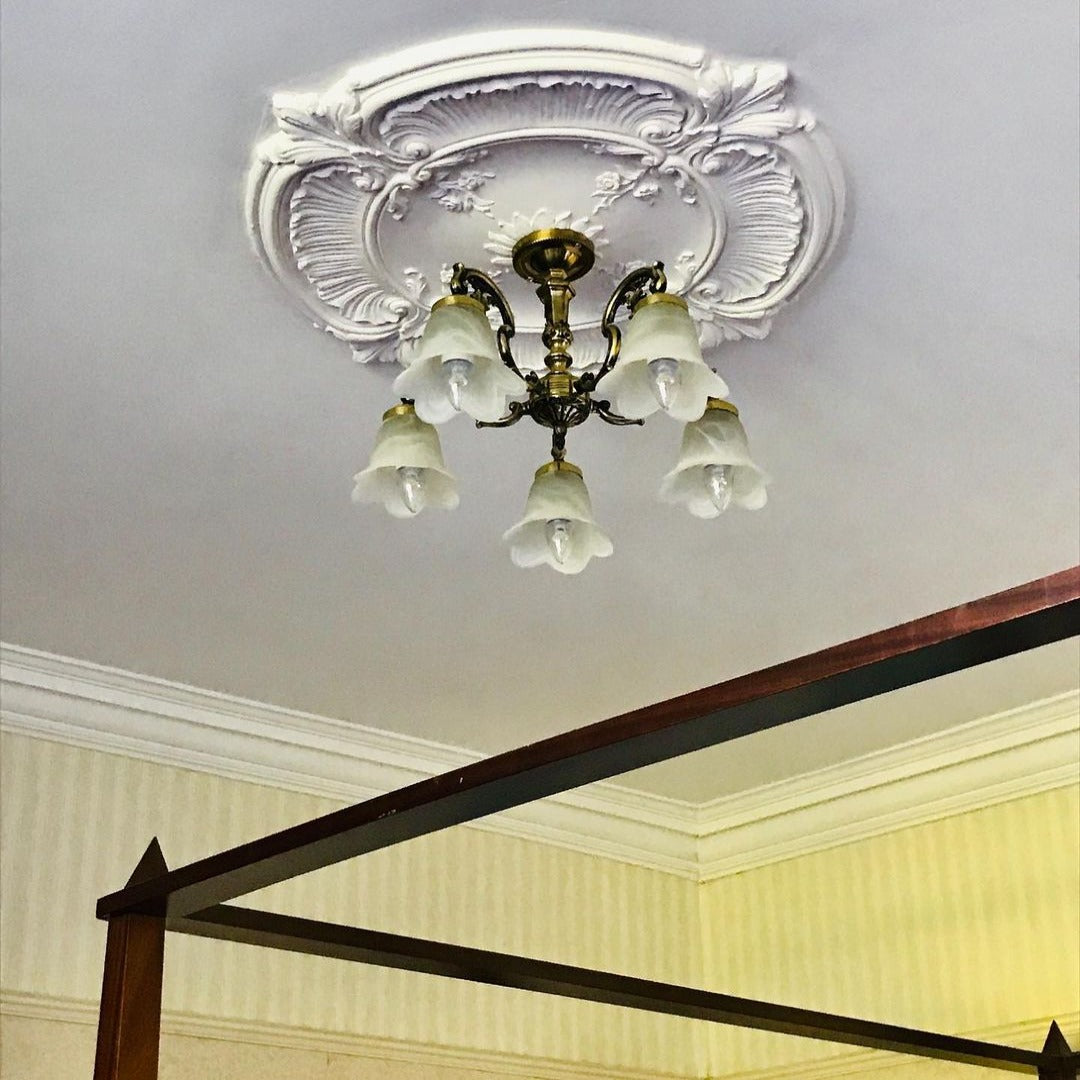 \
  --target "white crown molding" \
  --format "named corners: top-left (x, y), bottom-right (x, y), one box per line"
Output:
top-left (4, 991), bottom-right (1074, 1080)
top-left (0, 991), bottom-right (686, 1080)
top-left (247, 29), bottom-right (844, 367)
top-left (1, 643), bottom-right (1076, 882)
top-left (0, 643), bottom-right (700, 877)
top-left (695, 691), bottom-right (1080, 881)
